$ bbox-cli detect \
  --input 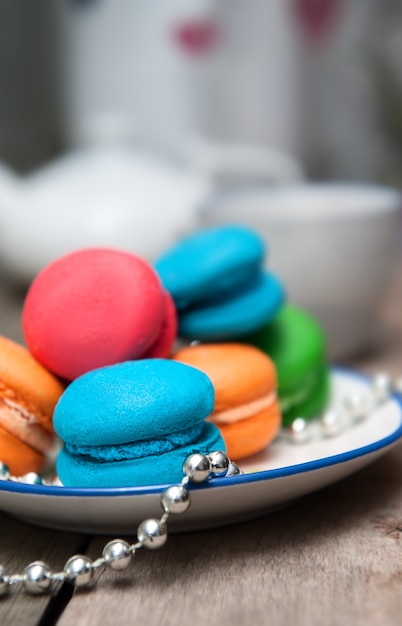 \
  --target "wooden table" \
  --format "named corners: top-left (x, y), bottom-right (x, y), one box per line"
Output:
top-left (0, 264), bottom-right (401, 626)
